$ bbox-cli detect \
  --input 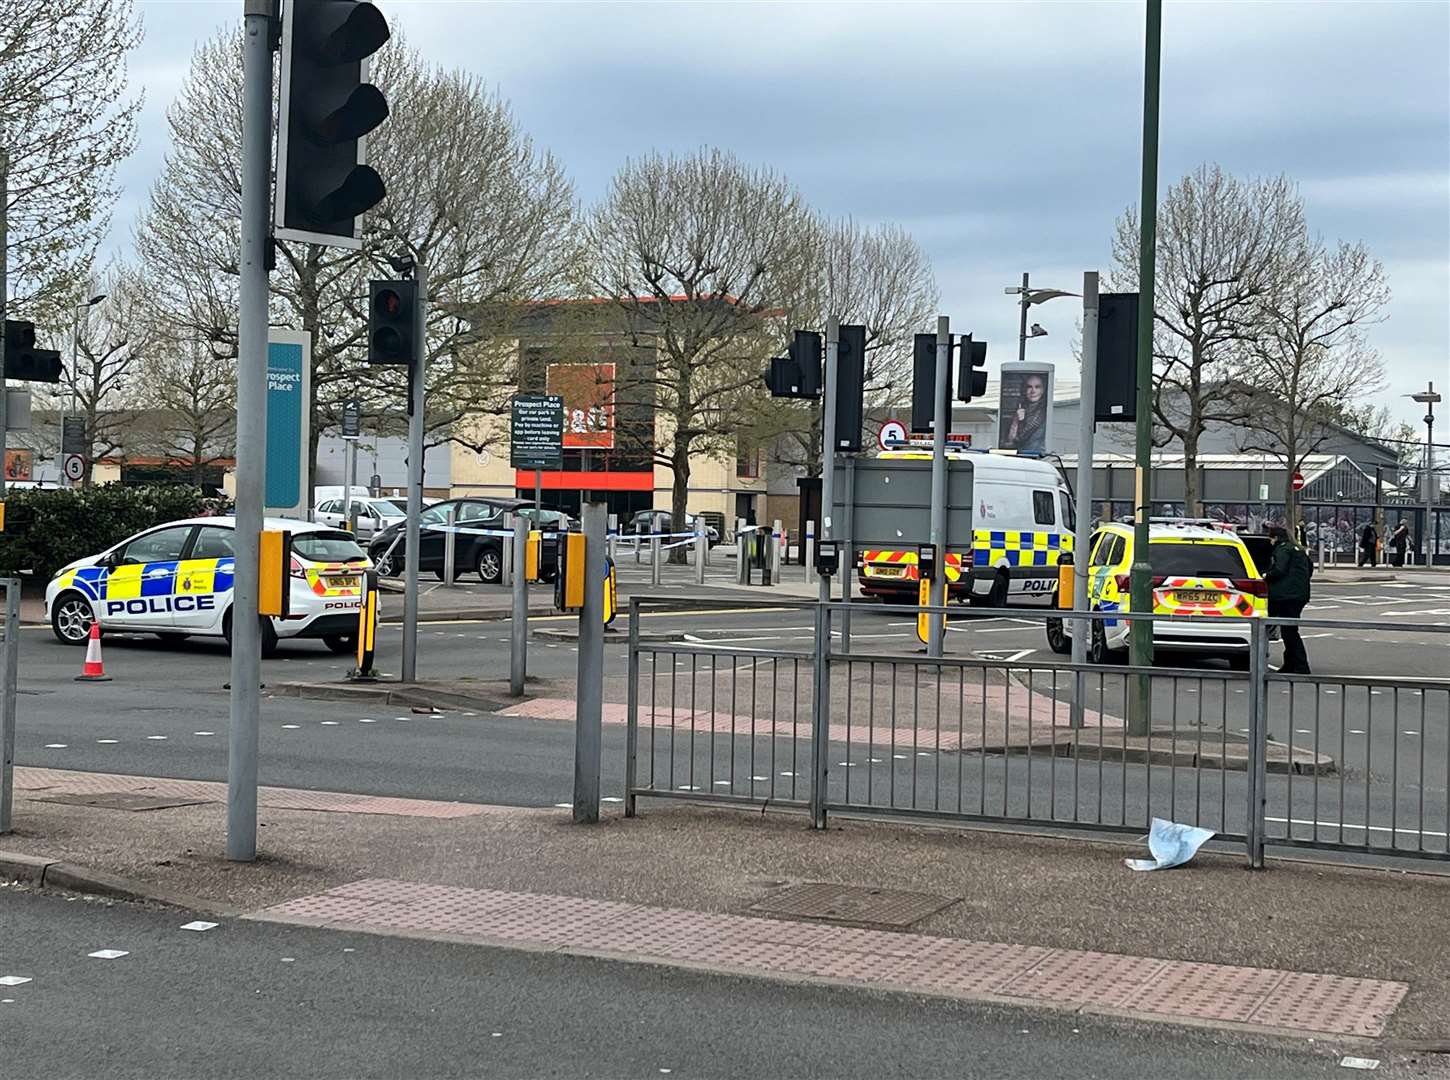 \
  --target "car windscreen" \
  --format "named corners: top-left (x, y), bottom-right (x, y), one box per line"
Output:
top-left (292, 531), bottom-right (367, 563)
top-left (1148, 541), bottom-right (1248, 578)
